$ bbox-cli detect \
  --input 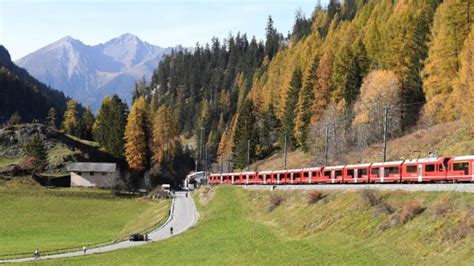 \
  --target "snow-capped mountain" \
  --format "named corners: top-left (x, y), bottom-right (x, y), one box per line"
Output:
top-left (16, 33), bottom-right (172, 111)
